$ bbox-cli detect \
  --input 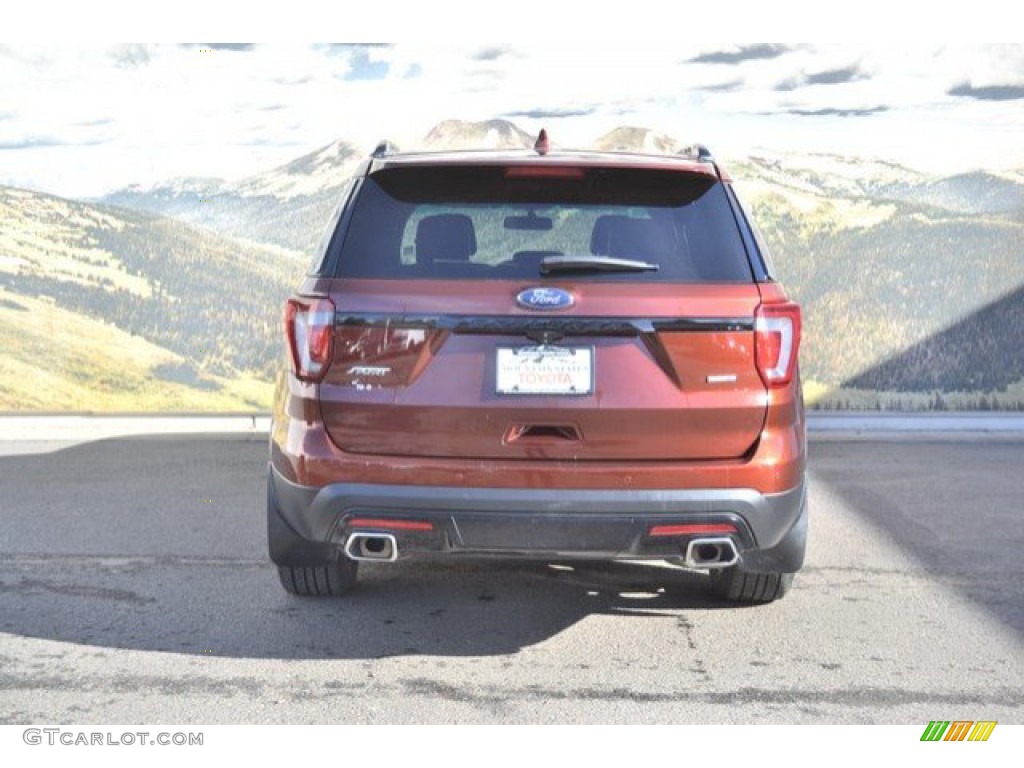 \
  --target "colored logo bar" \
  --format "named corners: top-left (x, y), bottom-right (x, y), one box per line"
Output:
top-left (921, 721), bottom-right (997, 742)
